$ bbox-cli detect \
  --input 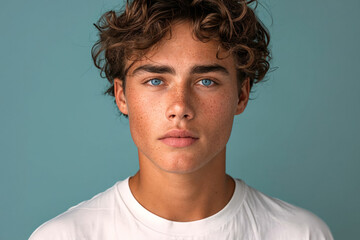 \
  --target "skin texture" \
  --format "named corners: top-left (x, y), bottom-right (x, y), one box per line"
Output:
top-left (114, 21), bottom-right (250, 221)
